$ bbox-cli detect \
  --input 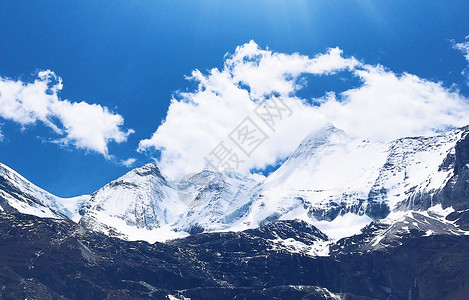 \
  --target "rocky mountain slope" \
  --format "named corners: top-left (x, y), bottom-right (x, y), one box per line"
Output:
top-left (1, 212), bottom-right (468, 299)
